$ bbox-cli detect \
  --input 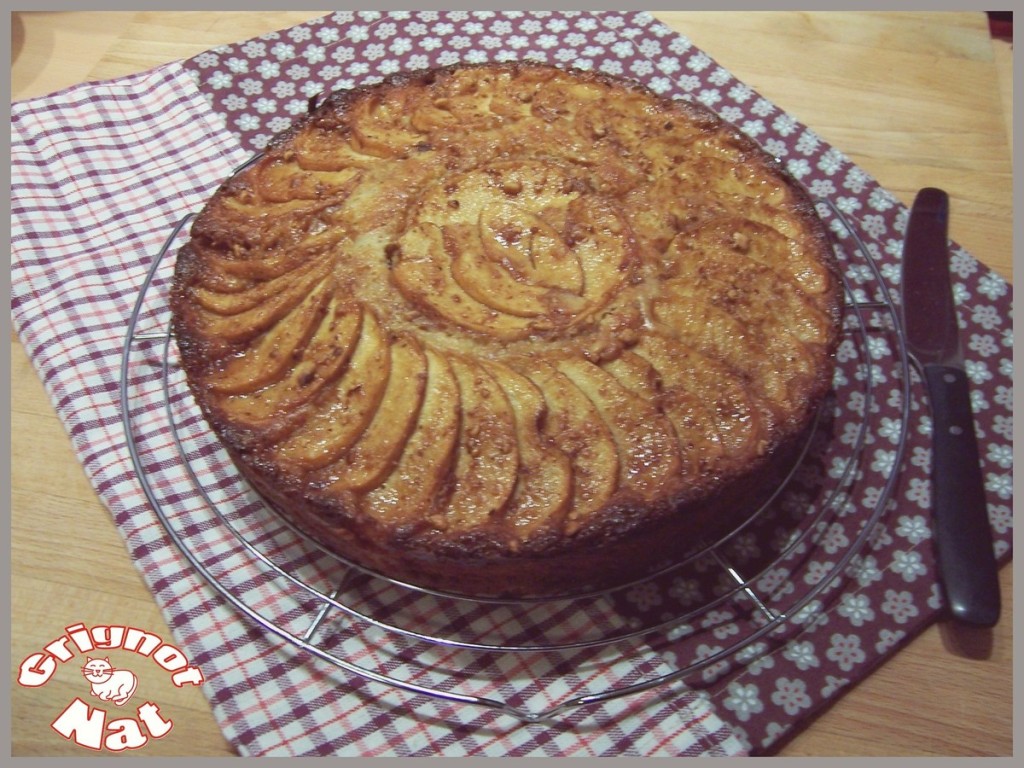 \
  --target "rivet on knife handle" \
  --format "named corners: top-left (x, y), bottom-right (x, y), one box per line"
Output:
top-left (922, 363), bottom-right (1001, 628)
top-left (901, 187), bottom-right (1000, 628)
